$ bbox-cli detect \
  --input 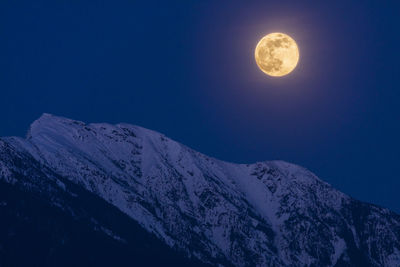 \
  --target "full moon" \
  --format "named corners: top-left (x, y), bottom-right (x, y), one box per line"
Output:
top-left (255, 33), bottom-right (299, 77)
